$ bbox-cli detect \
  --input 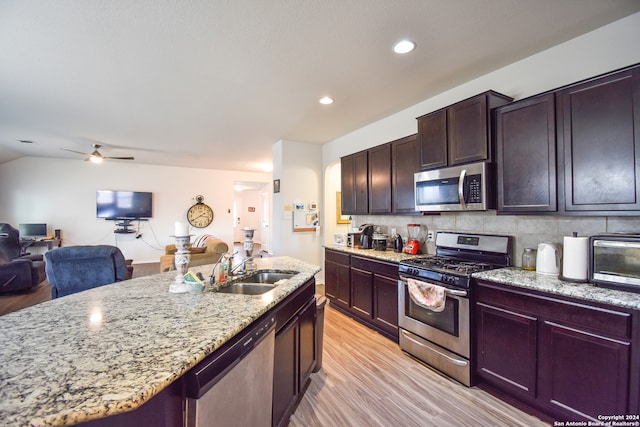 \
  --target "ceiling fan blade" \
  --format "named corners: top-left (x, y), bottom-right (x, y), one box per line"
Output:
top-left (61, 148), bottom-right (90, 155)
top-left (104, 156), bottom-right (135, 160)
